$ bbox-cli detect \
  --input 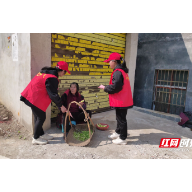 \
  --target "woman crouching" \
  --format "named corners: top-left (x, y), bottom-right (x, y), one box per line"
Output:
top-left (61, 82), bottom-right (92, 134)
